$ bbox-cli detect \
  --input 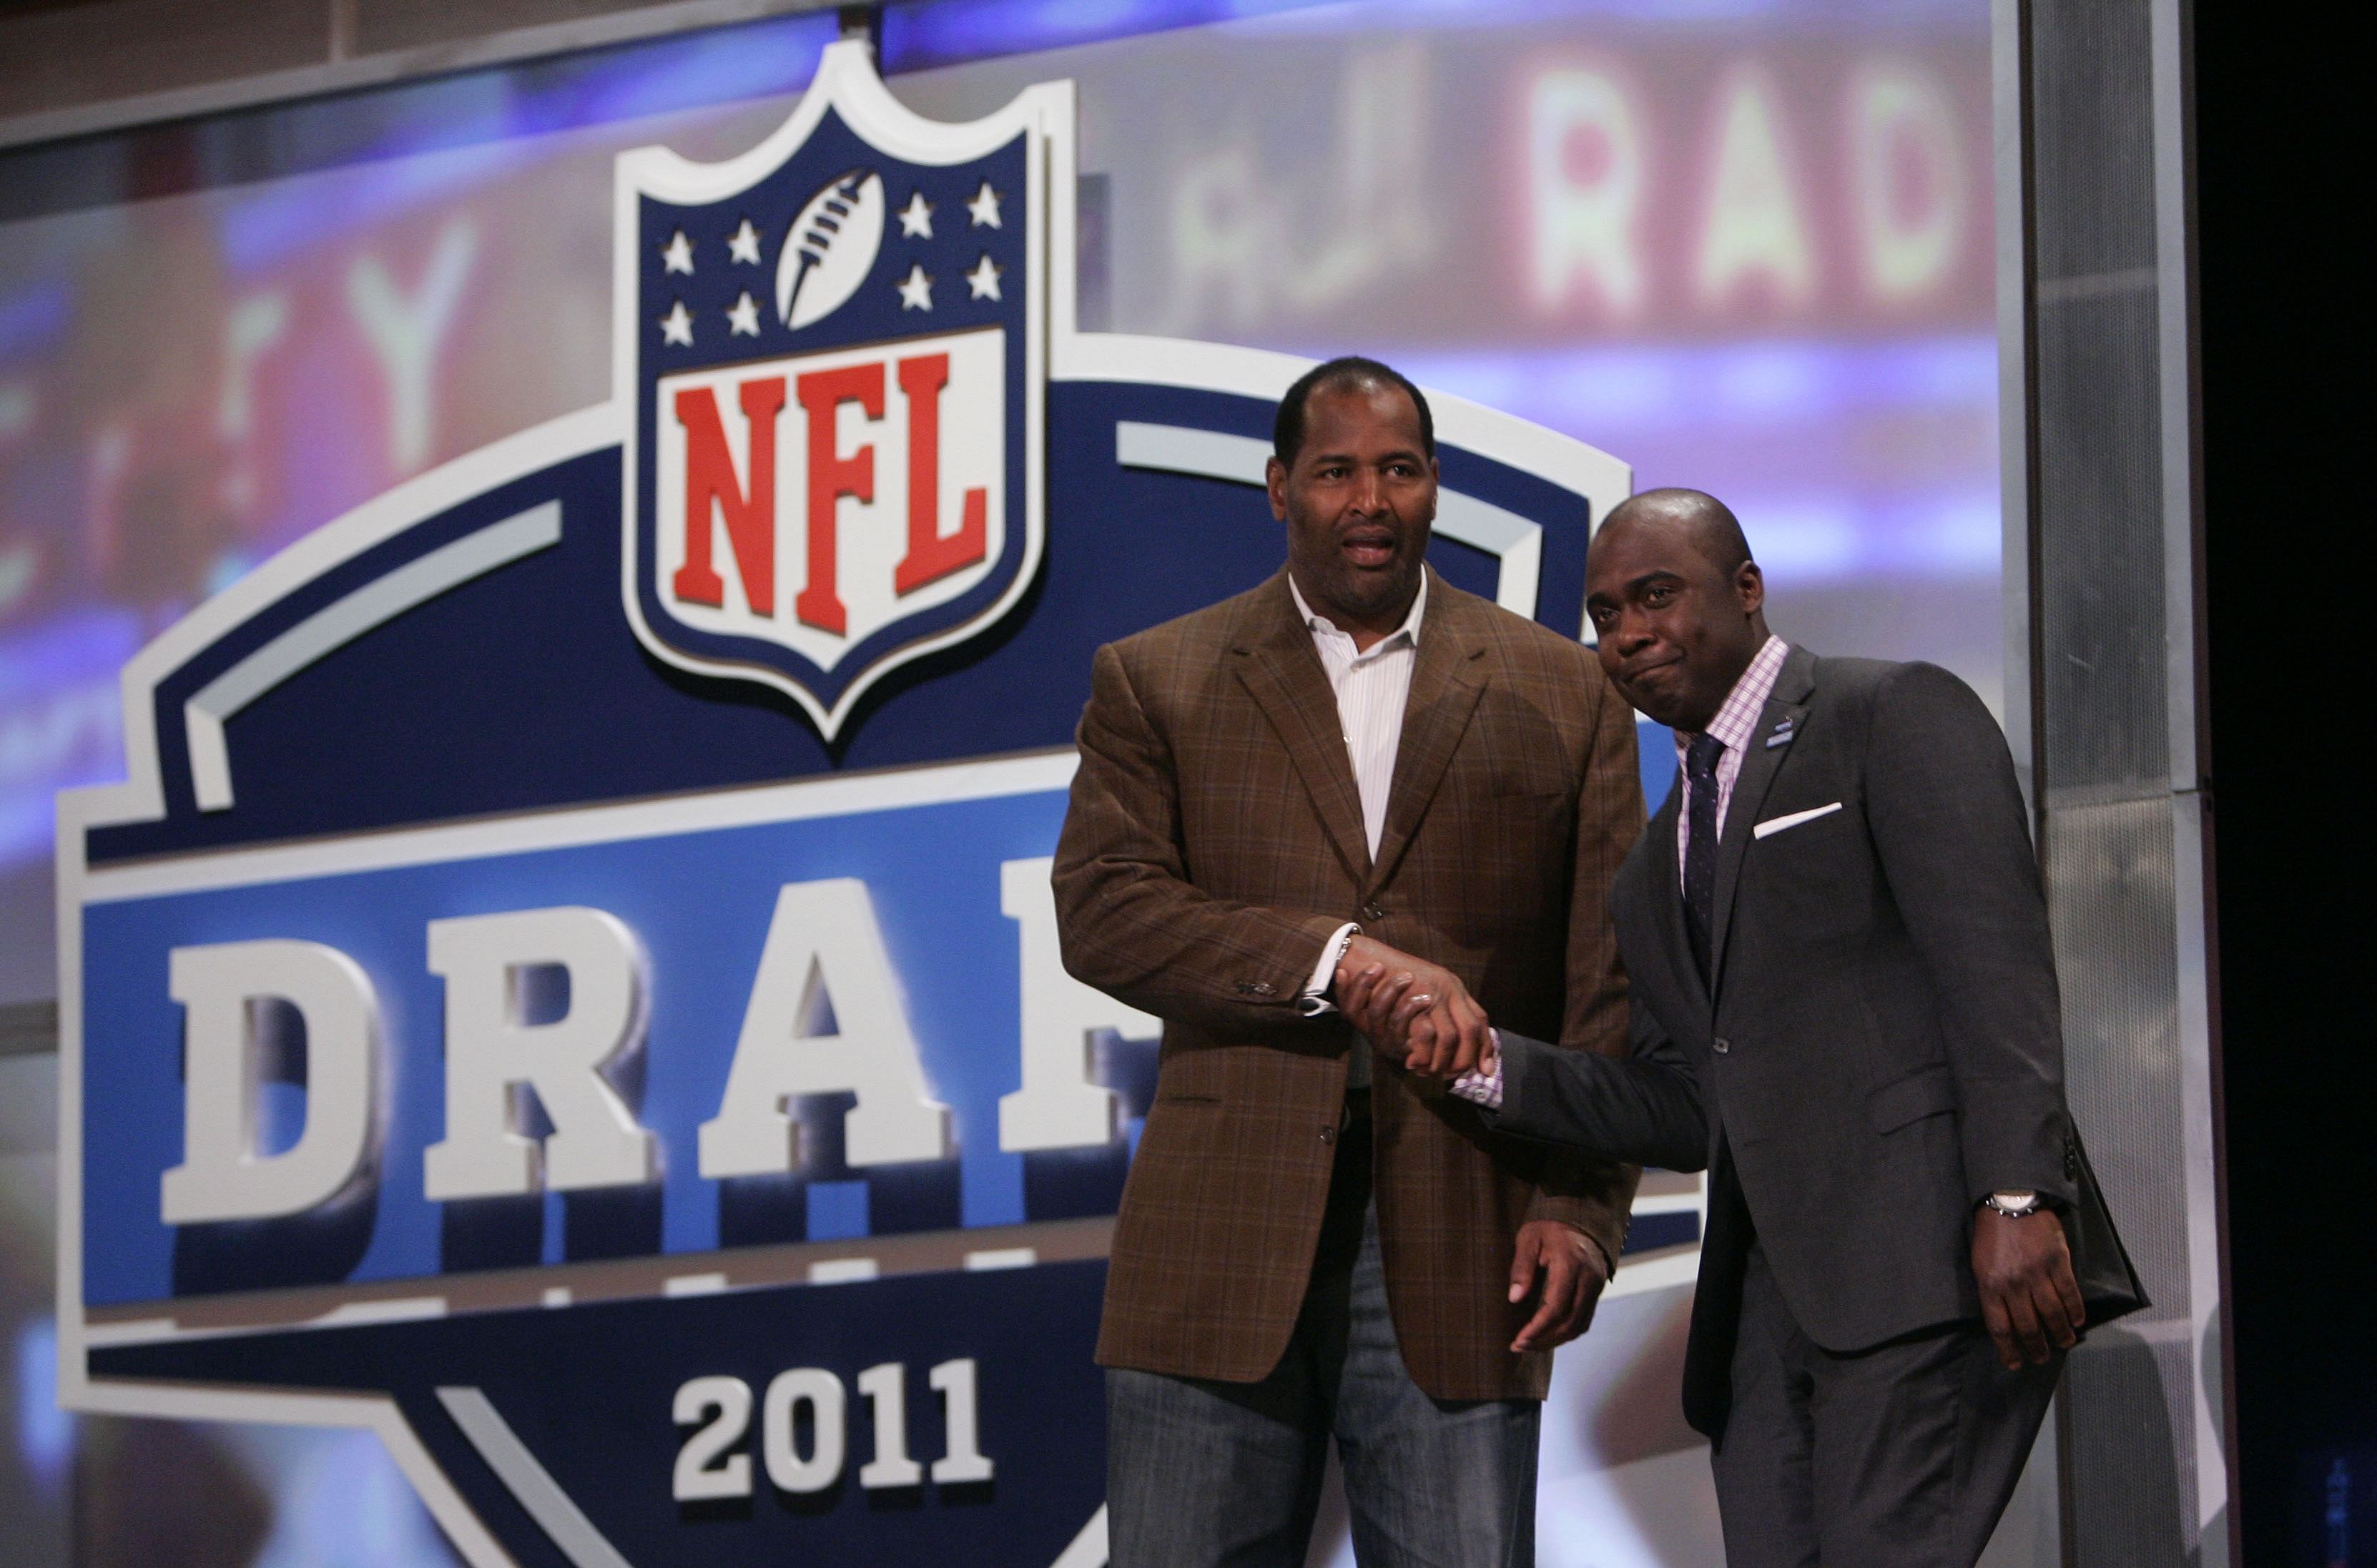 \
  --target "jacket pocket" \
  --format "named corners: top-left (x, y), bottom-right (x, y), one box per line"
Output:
top-left (1487, 756), bottom-right (1572, 799)
top-left (1866, 1063), bottom-right (1957, 1135)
